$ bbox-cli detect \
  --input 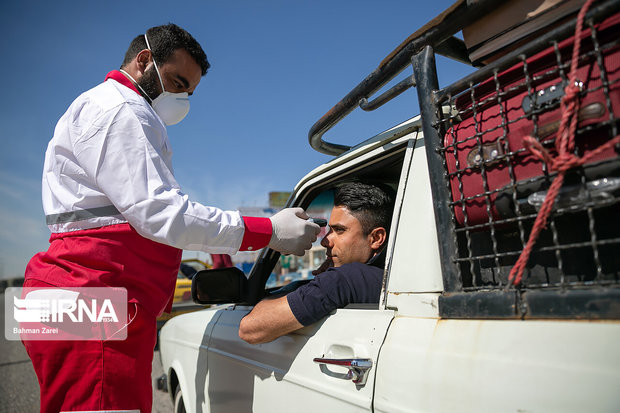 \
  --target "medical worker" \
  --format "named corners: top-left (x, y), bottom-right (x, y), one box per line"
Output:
top-left (22, 23), bottom-right (320, 413)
